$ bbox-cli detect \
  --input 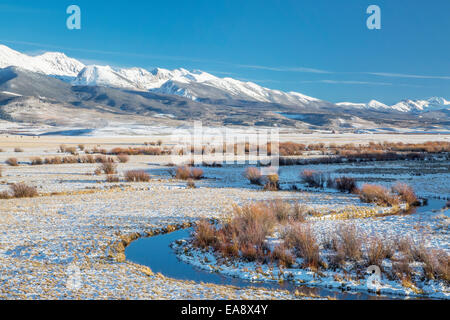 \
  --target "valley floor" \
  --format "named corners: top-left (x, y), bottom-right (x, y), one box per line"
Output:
top-left (0, 134), bottom-right (448, 299)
